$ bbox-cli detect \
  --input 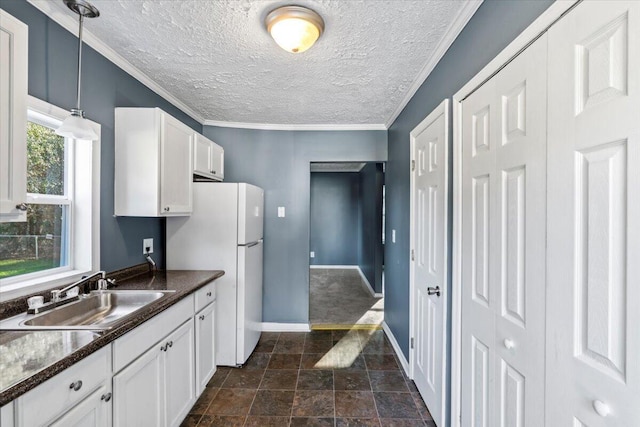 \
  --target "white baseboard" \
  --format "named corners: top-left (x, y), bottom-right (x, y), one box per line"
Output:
top-left (356, 267), bottom-right (383, 298)
top-left (310, 265), bottom-right (383, 298)
top-left (310, 265), bottom-right (357, 269)
top-left (382, 321), bottom-right (410, 376)
top-left (261, 322), bottom-right (311, 332)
